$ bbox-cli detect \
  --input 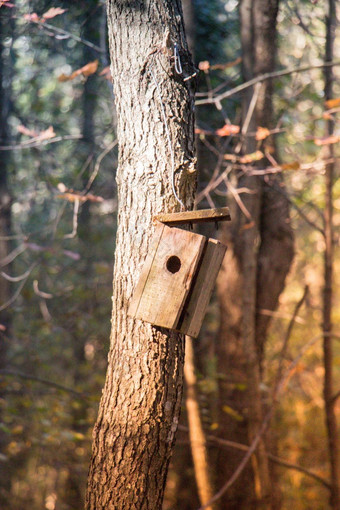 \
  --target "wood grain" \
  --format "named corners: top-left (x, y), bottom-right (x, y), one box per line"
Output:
top-left (178, 239), bottom-right (227, 337)
top-left (128, 224), bottom-right (206, 329)
top-left (153, 207), bottom-right (231, 226)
